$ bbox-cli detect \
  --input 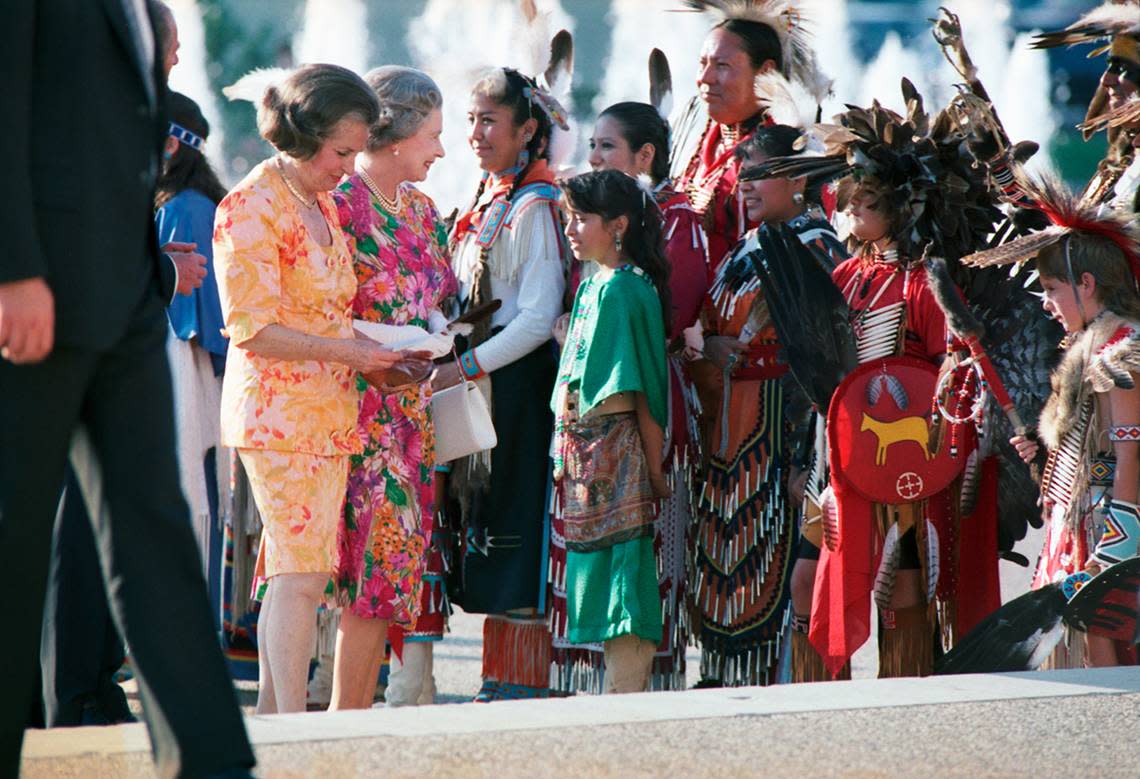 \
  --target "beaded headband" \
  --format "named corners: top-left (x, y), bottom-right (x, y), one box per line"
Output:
top-left (168, 122), bottom-right (205, 151)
